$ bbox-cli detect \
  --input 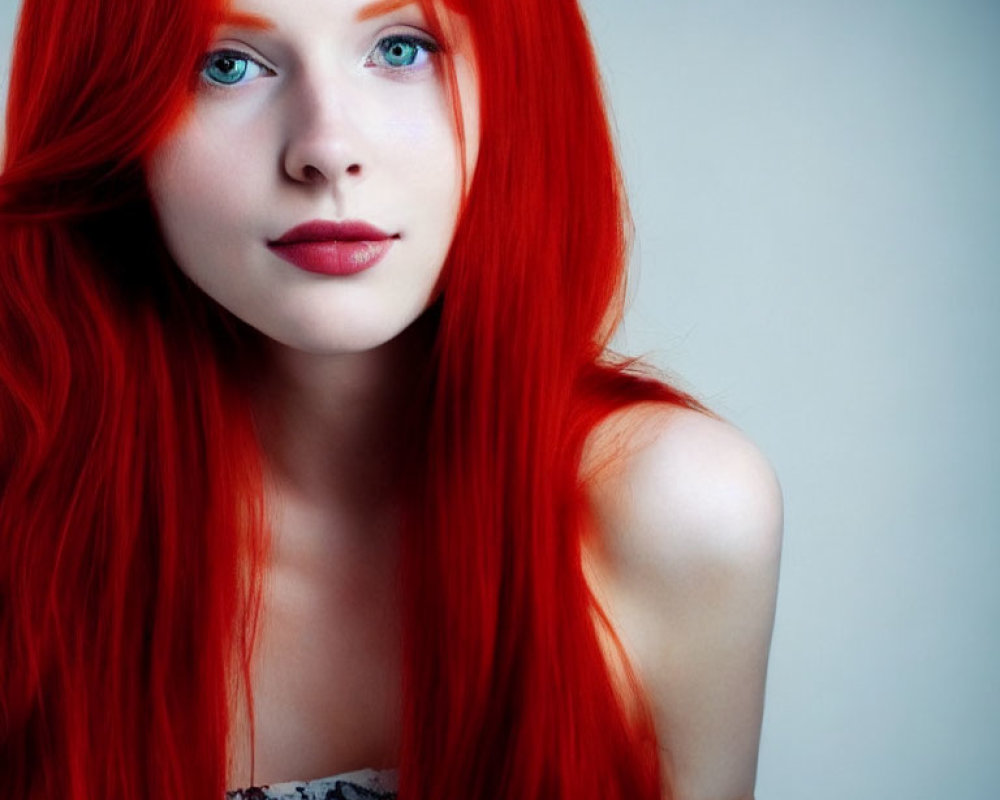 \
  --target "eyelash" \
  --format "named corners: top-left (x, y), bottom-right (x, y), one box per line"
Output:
top-left (198, 34), bottom-right (441, 90)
